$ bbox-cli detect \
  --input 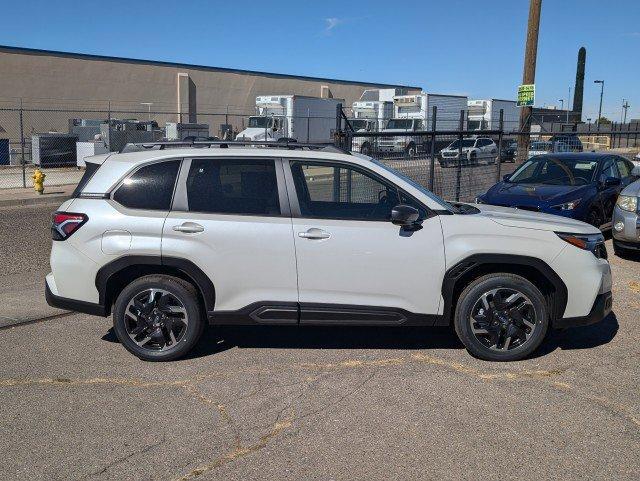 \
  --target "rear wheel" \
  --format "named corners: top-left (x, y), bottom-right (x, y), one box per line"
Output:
top-left (361, 142), bottom-right (372, 156)
top-left (113, 275), bottom-right (205, 362)
top-left (454, 273), bottom-right (549, 361)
